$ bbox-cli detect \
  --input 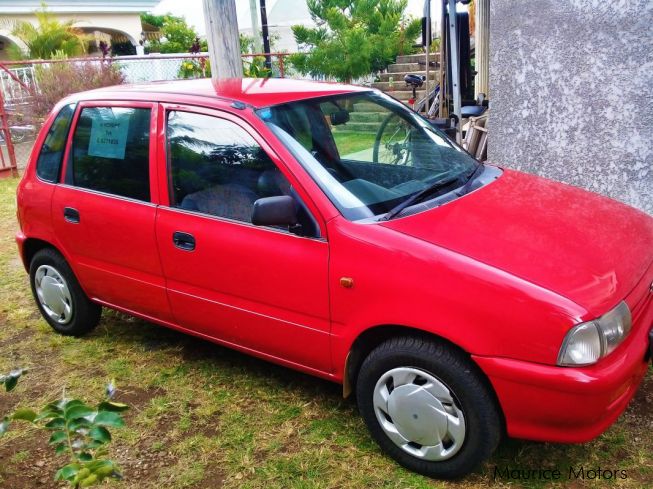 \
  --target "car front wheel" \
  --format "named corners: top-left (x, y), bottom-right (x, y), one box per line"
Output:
top-left (356, 336), bottom-right (502, 479)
